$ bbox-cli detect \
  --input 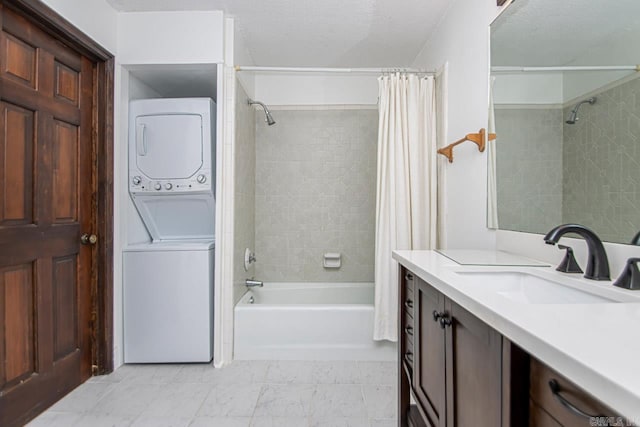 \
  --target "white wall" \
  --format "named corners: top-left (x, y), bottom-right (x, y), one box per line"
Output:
top-left (41, 0), bottom-right (117, 54)
top-left (253, 74), bottom-right (378, 106)
top-left (117, 11), bottom-right (224, 65)
top-left (412, 0), bottom-right (506, 249)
